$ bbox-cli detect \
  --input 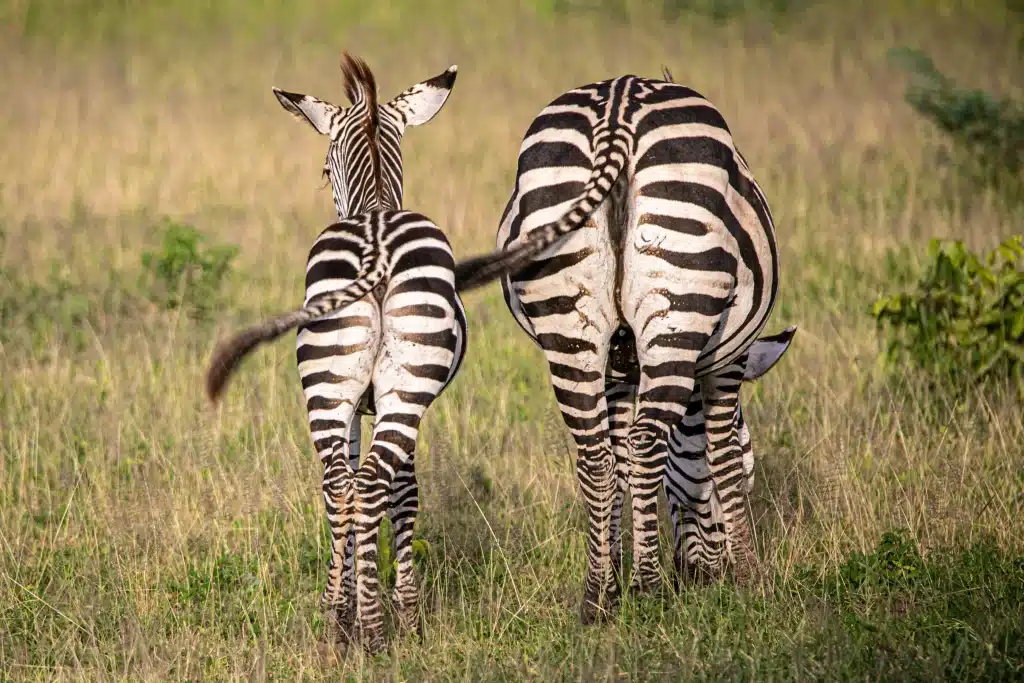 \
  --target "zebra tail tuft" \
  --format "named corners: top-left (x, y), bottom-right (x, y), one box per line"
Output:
top-left (454, 128), bottom-right (632, 292)
top-left (205, 264), bottom-right (385, 405)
